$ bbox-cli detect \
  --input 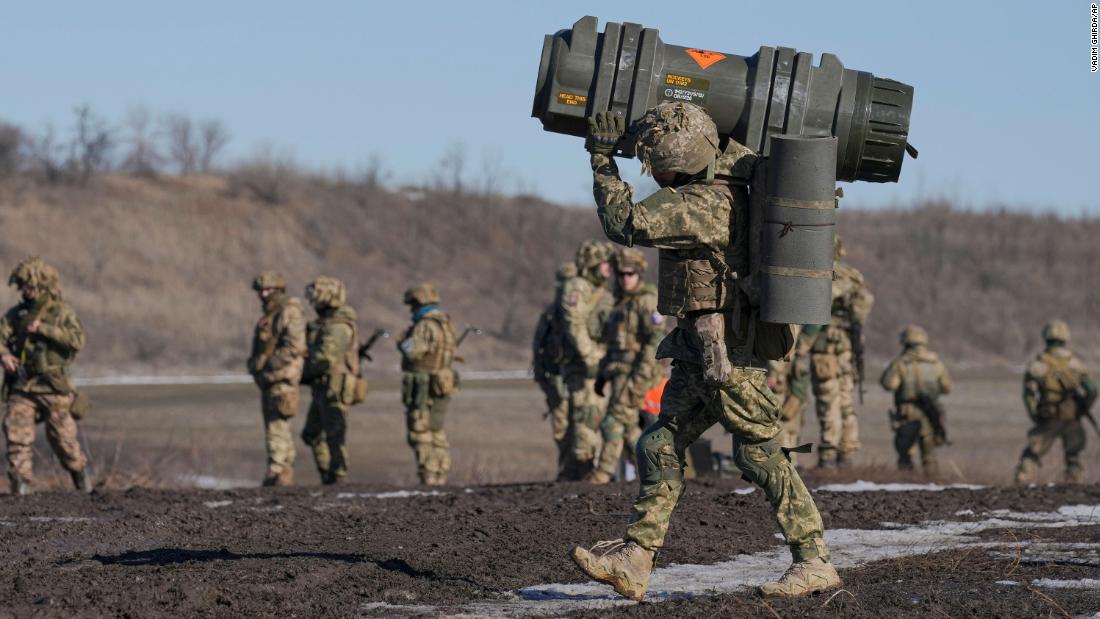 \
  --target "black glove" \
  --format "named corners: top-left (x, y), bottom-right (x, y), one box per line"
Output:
top-left (586, 111), bottom-right (625, 156)
top-left (595, 373), bottom-right (607, 397)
